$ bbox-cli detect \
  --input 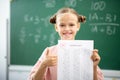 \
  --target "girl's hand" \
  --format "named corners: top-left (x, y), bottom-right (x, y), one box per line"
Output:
top-left (91, 49), bottom-right (101, 67)
top-left (42, 48), bottom-right (57, 67)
